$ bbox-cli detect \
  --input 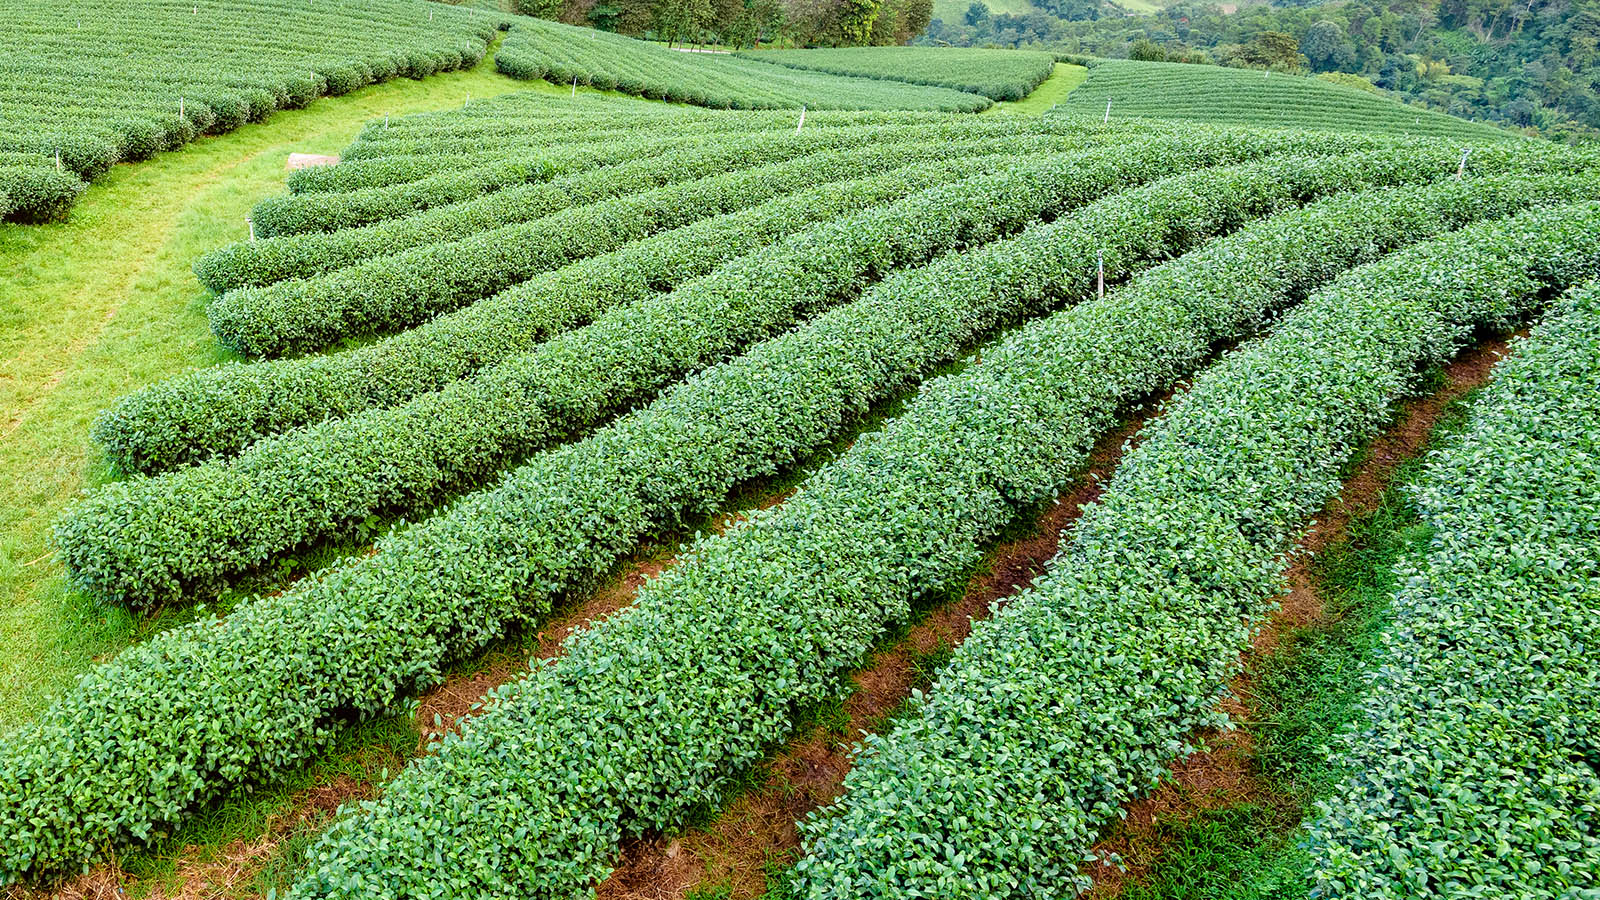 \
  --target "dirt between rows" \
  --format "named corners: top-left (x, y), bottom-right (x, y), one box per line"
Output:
top-left (597, 406), bottom-right (1159, 900)
top-left (1081, 337), bottom-right (1510, 897)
